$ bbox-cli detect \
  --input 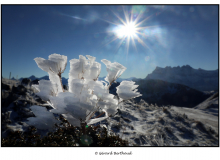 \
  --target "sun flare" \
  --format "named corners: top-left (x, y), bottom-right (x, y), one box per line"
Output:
top-left (103, 6), bottom-right (155, 56)
top-left (115, 22), bottom-right (137, 38)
